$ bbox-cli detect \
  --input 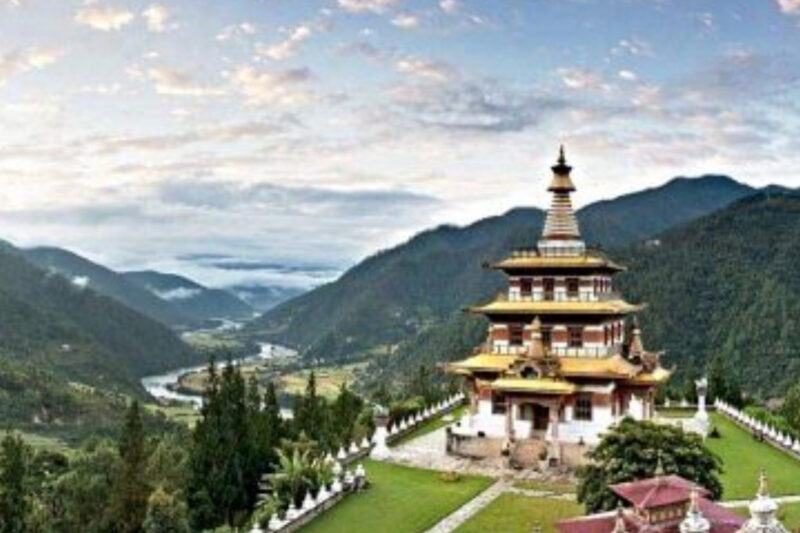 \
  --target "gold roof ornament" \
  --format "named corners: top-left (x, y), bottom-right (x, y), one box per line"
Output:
top-left (629, 317), bottom-right (644, 360)
top-left (528, 316), bottom-right (545, 359)
top-left (542, 145), bottom-right (581, 241)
